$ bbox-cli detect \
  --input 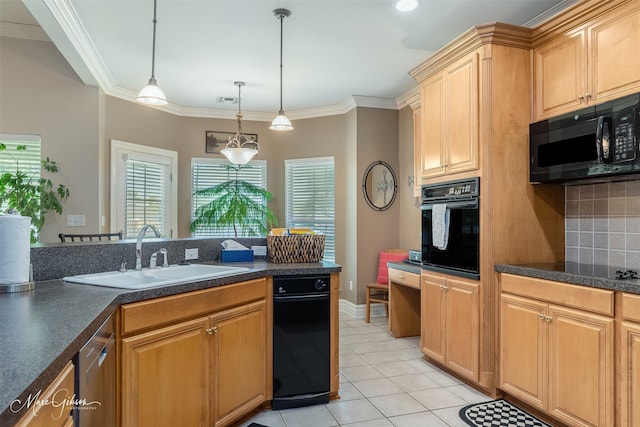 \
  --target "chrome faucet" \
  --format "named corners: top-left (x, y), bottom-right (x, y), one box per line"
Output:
top-left (149, 248), bottom-right (168, 269)
top-left (135, 225), bottom-right (161, 271)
